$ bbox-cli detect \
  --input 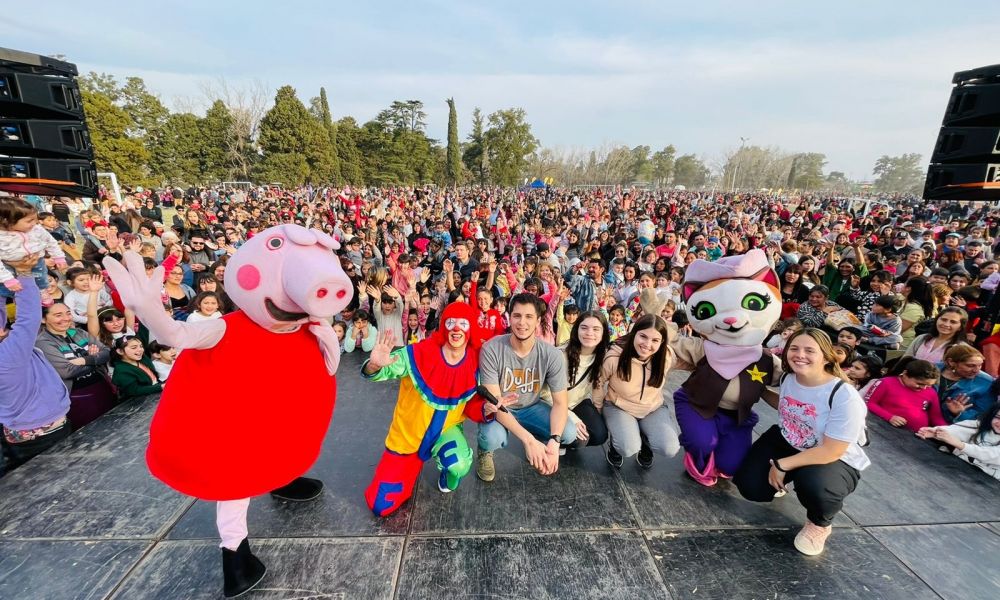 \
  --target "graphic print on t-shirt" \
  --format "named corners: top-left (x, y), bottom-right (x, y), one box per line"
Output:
top-left (500, 367), bottom-right (542, 395)
top-left (780, 394), bottom-right (819, 449)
